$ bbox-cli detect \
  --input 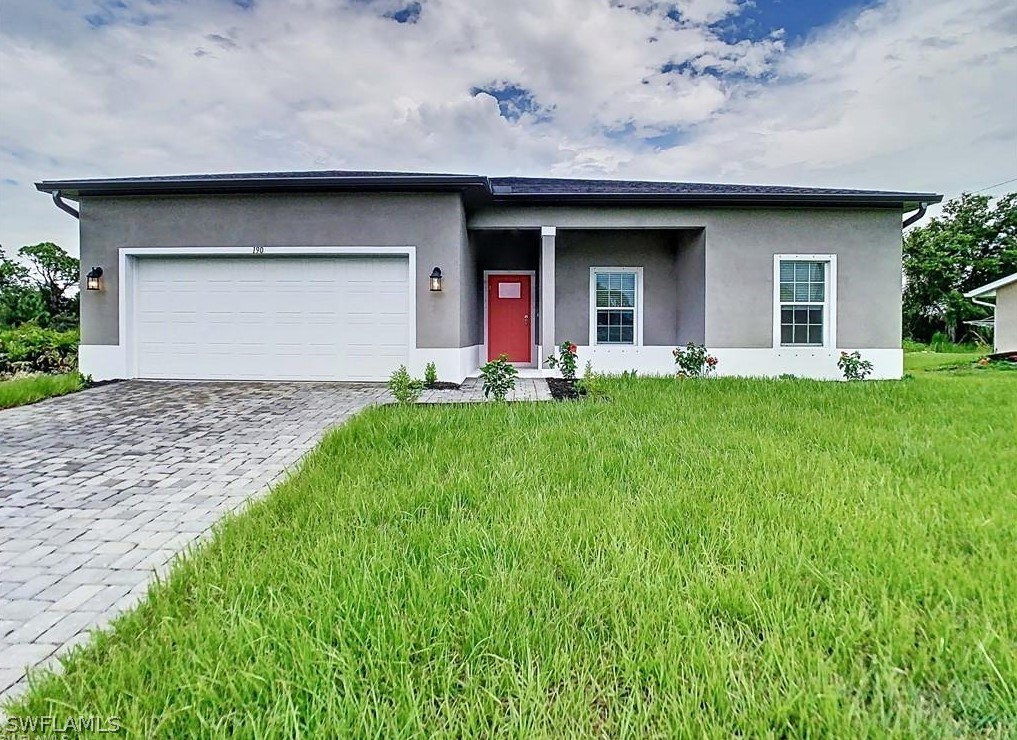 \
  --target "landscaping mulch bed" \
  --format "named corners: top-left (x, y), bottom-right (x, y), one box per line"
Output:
top-left (547, 377), bottom-right (585, 401)
top-left (425, 381), bottom-right (461, 391)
